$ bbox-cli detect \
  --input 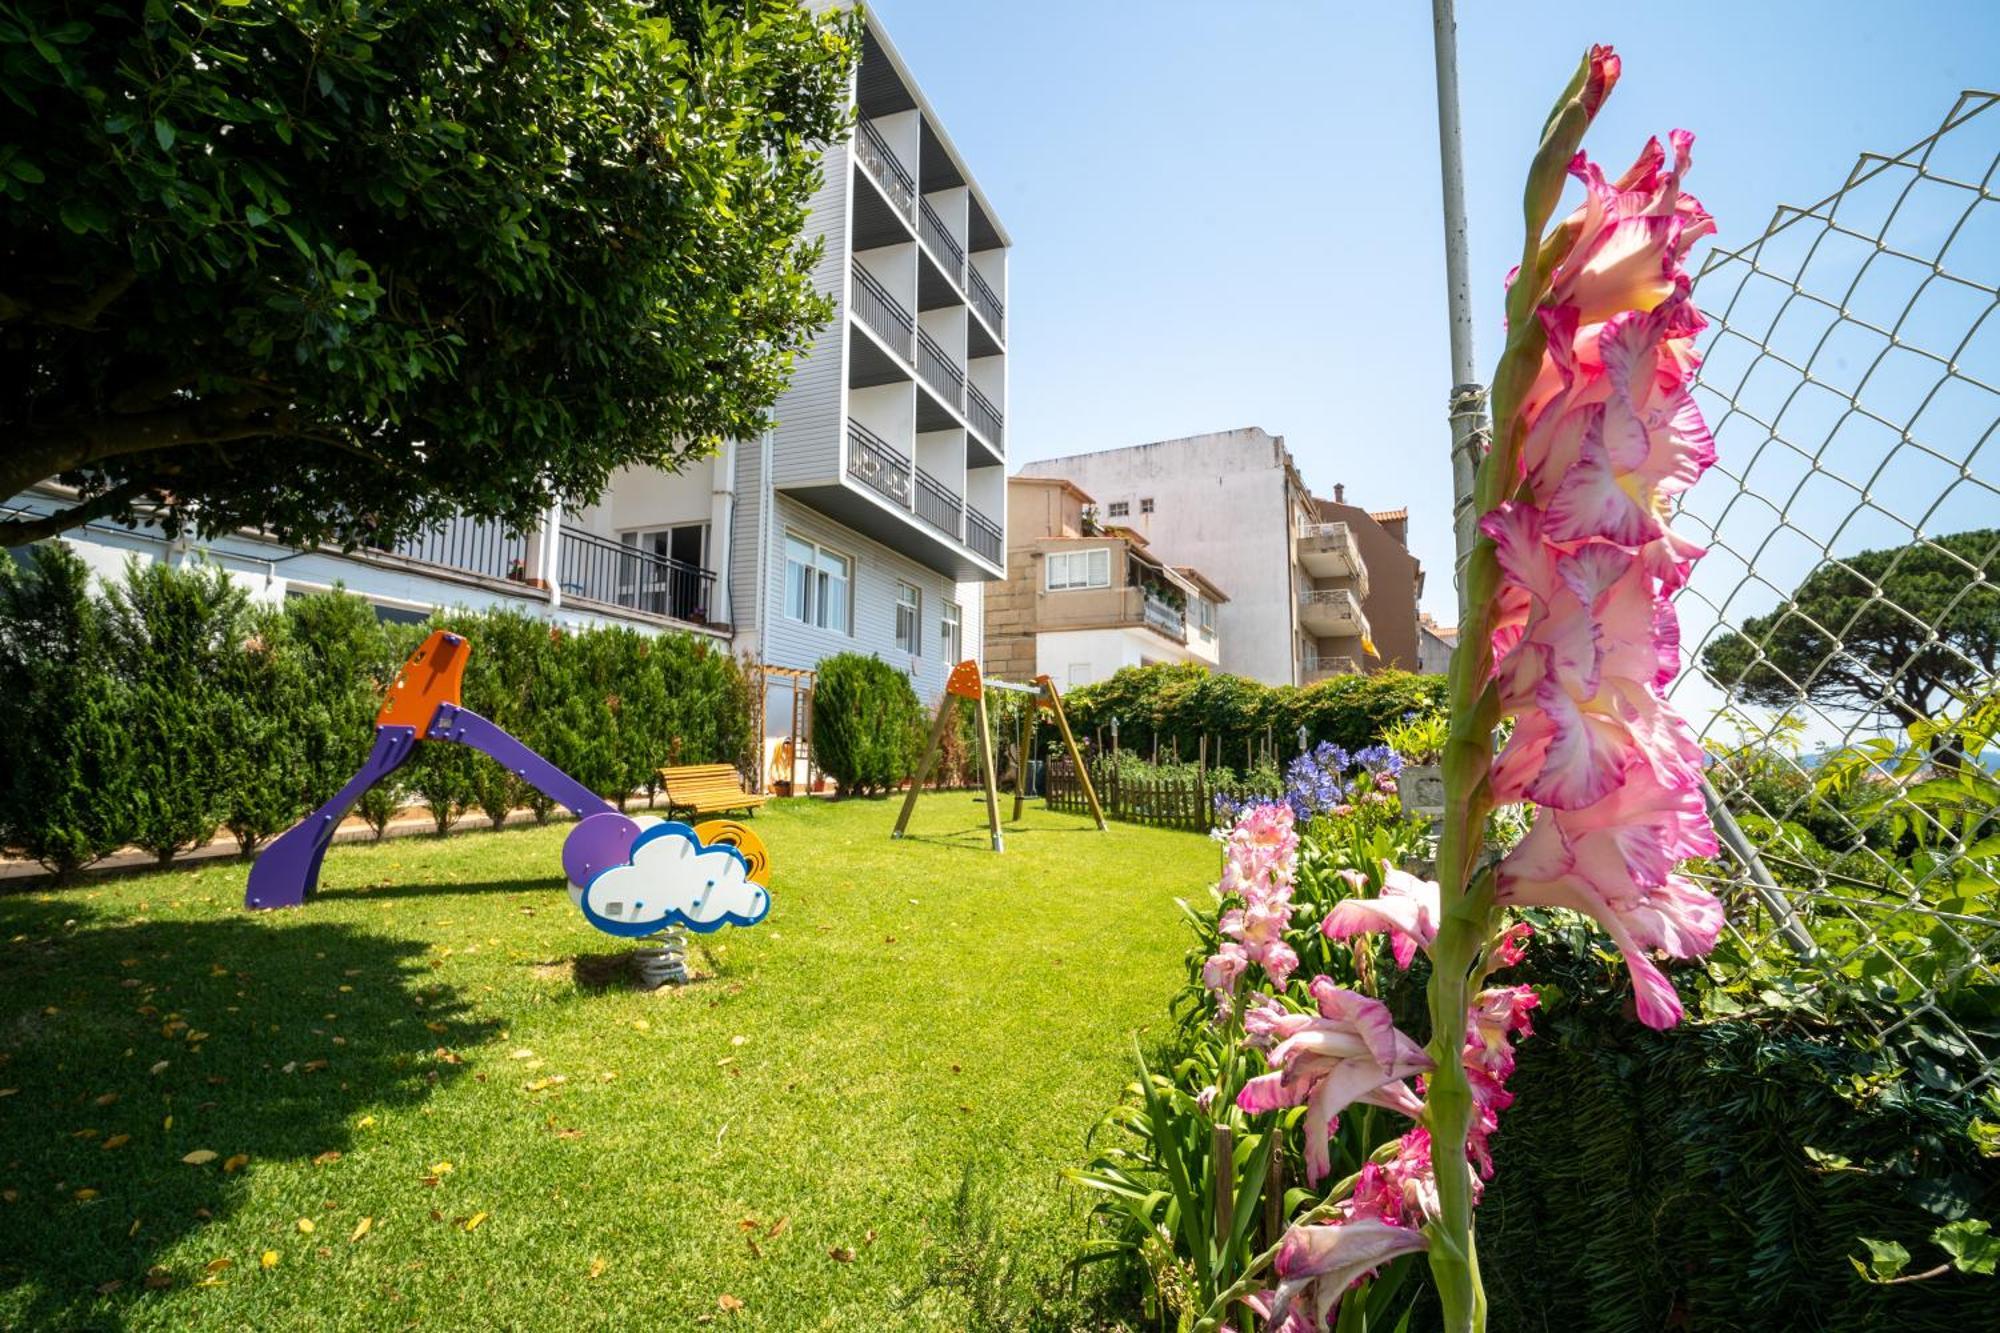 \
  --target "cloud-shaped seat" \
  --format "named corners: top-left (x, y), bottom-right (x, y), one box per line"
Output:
top-left (576, 821), bottom-right (771, 937)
